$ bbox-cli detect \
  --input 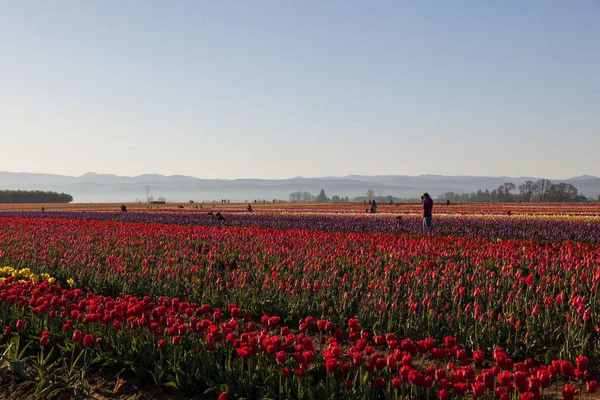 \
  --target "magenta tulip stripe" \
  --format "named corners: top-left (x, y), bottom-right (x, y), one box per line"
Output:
top-left (0, 210), bottom-right (599, 243)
